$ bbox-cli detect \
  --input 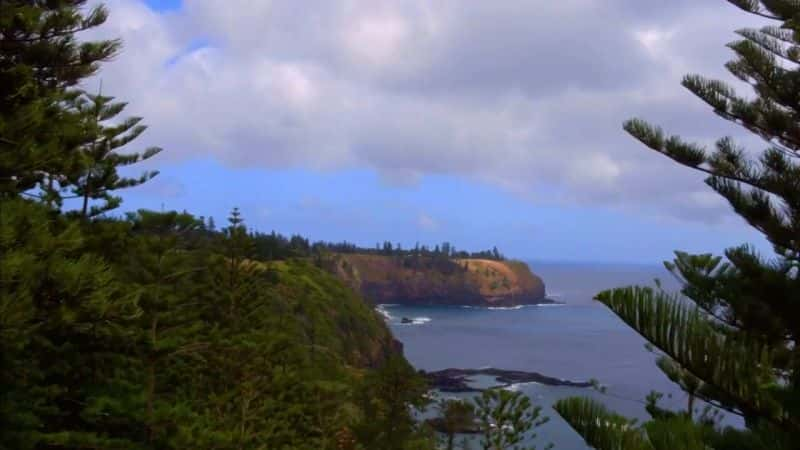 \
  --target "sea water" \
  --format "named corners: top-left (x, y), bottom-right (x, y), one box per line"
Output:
top-left (384, 261), bottom-right (730, 449)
